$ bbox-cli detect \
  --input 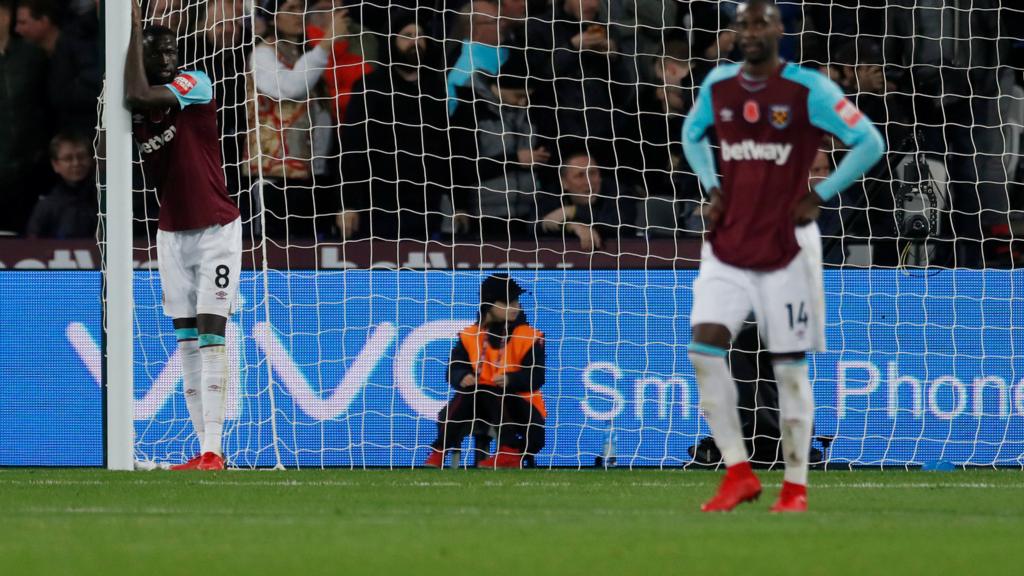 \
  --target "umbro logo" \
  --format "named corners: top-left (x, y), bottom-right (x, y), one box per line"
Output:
top-left (720, 108), bottom-right (734, 122)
